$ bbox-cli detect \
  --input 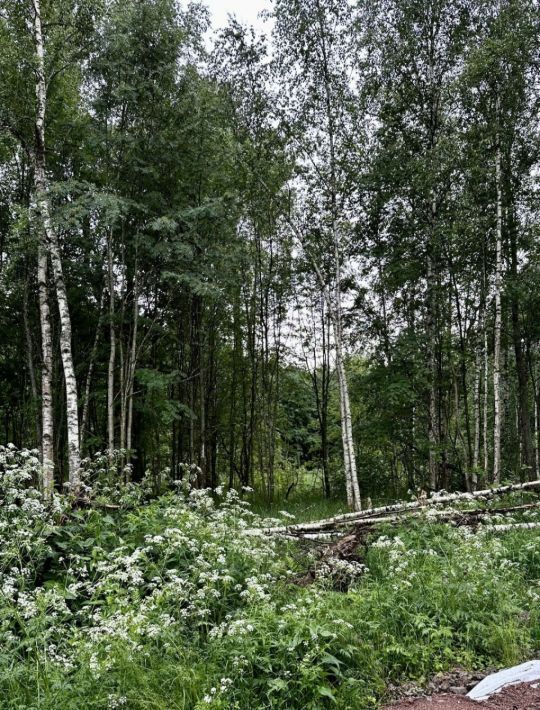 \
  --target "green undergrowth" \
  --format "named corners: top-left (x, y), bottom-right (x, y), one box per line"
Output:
top-left (1, 447), bottom-right (540, 709)
top-left (250, 494), bottom-right (348, 523)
